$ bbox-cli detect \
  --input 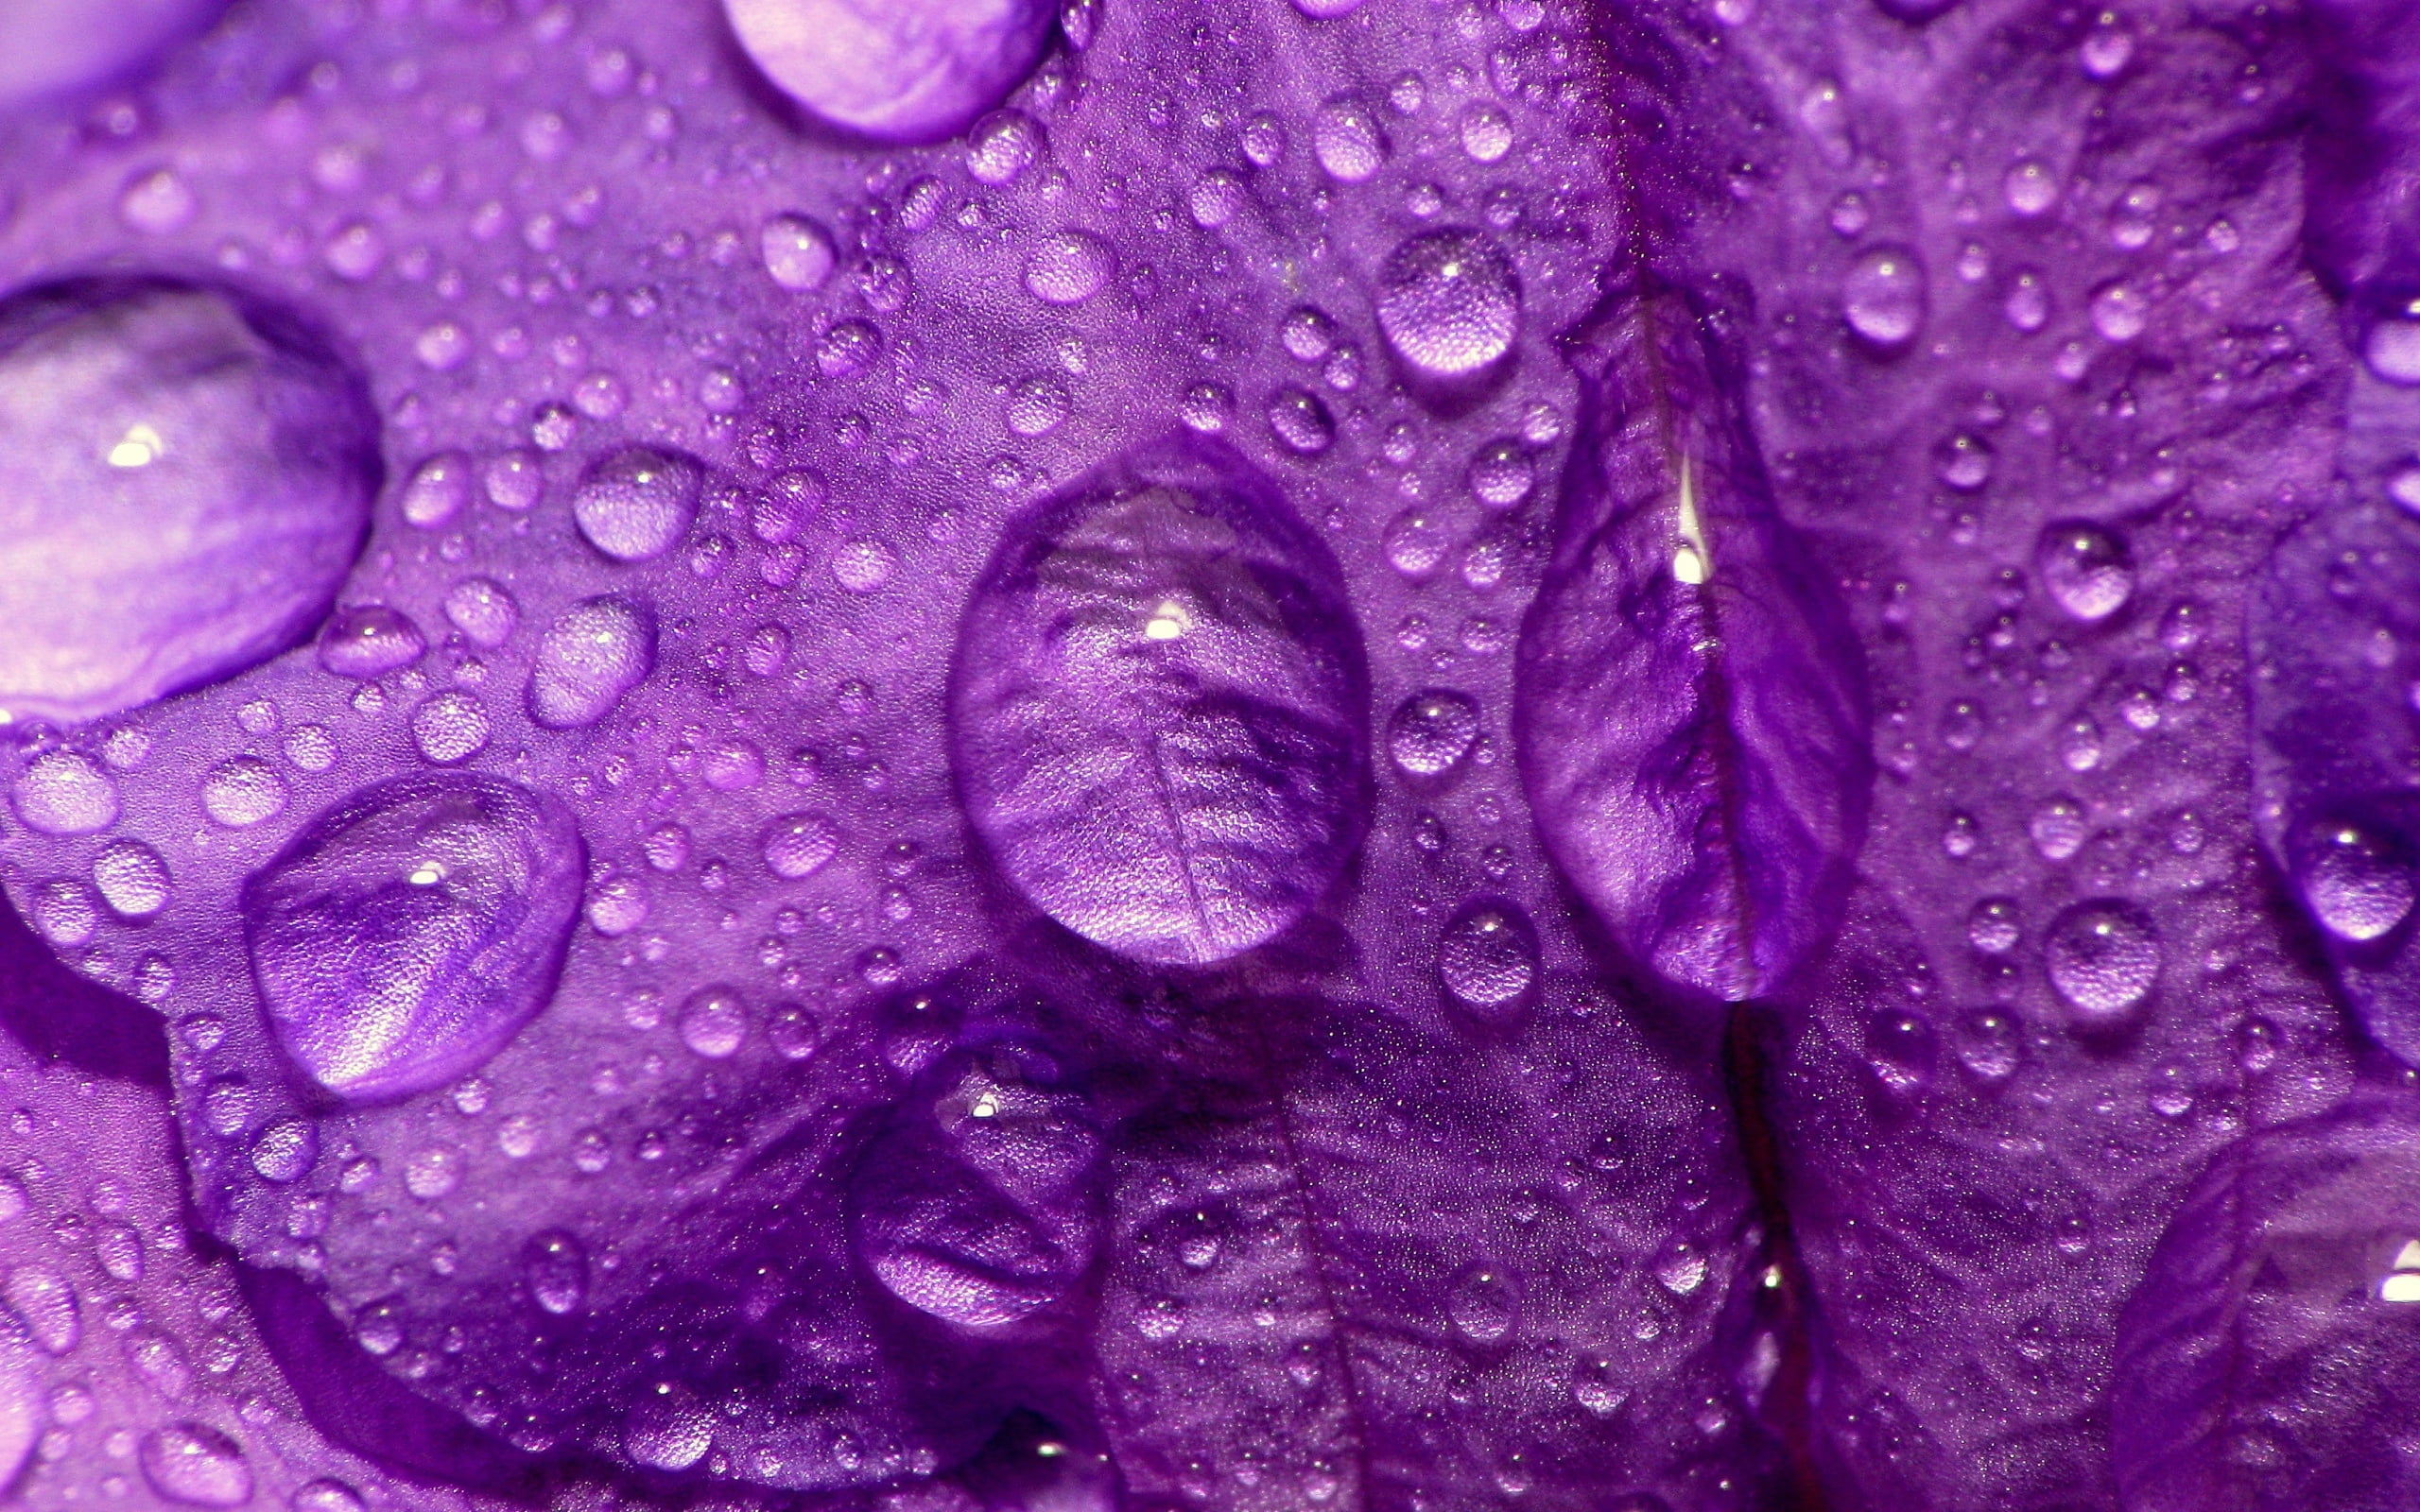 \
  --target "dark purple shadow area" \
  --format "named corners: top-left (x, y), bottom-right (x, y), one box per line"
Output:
top-left (0, 885), bottom-right (169, 1088)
